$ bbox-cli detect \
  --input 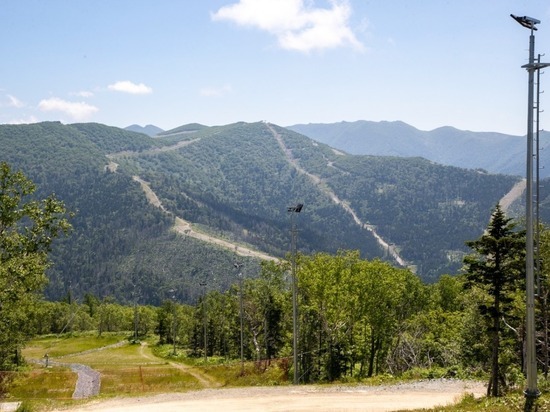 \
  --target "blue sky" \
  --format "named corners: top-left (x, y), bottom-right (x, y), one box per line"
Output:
top-left (2, 1), bottom-right (550, 135)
